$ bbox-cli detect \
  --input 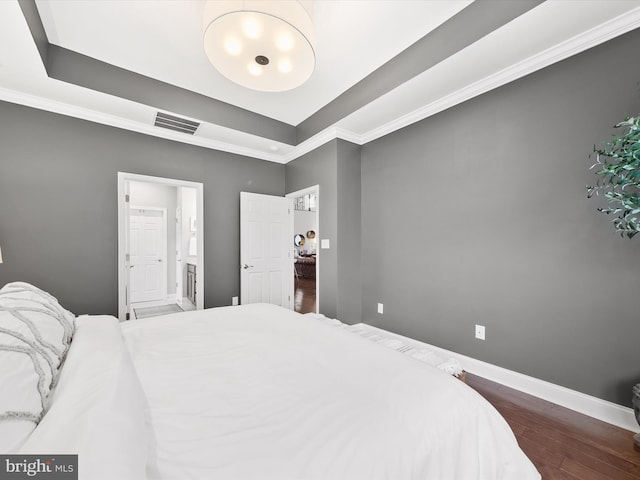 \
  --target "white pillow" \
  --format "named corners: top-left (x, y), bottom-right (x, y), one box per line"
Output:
top-left (0, 282), bottom-right (76, 452)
